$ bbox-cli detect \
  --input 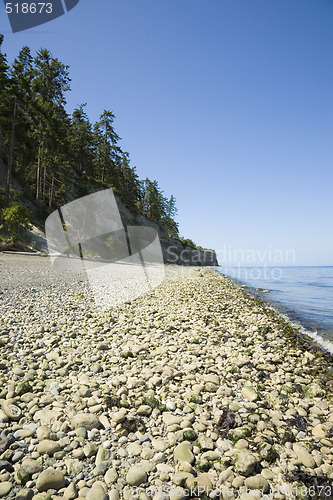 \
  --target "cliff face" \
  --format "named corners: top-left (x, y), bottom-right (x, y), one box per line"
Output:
top-left (116, 195), bottom-right (218, 267)
top-left (22, 194), bottom-right (218, 266)
top-left (0, 161), bottom-right (218, 266)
